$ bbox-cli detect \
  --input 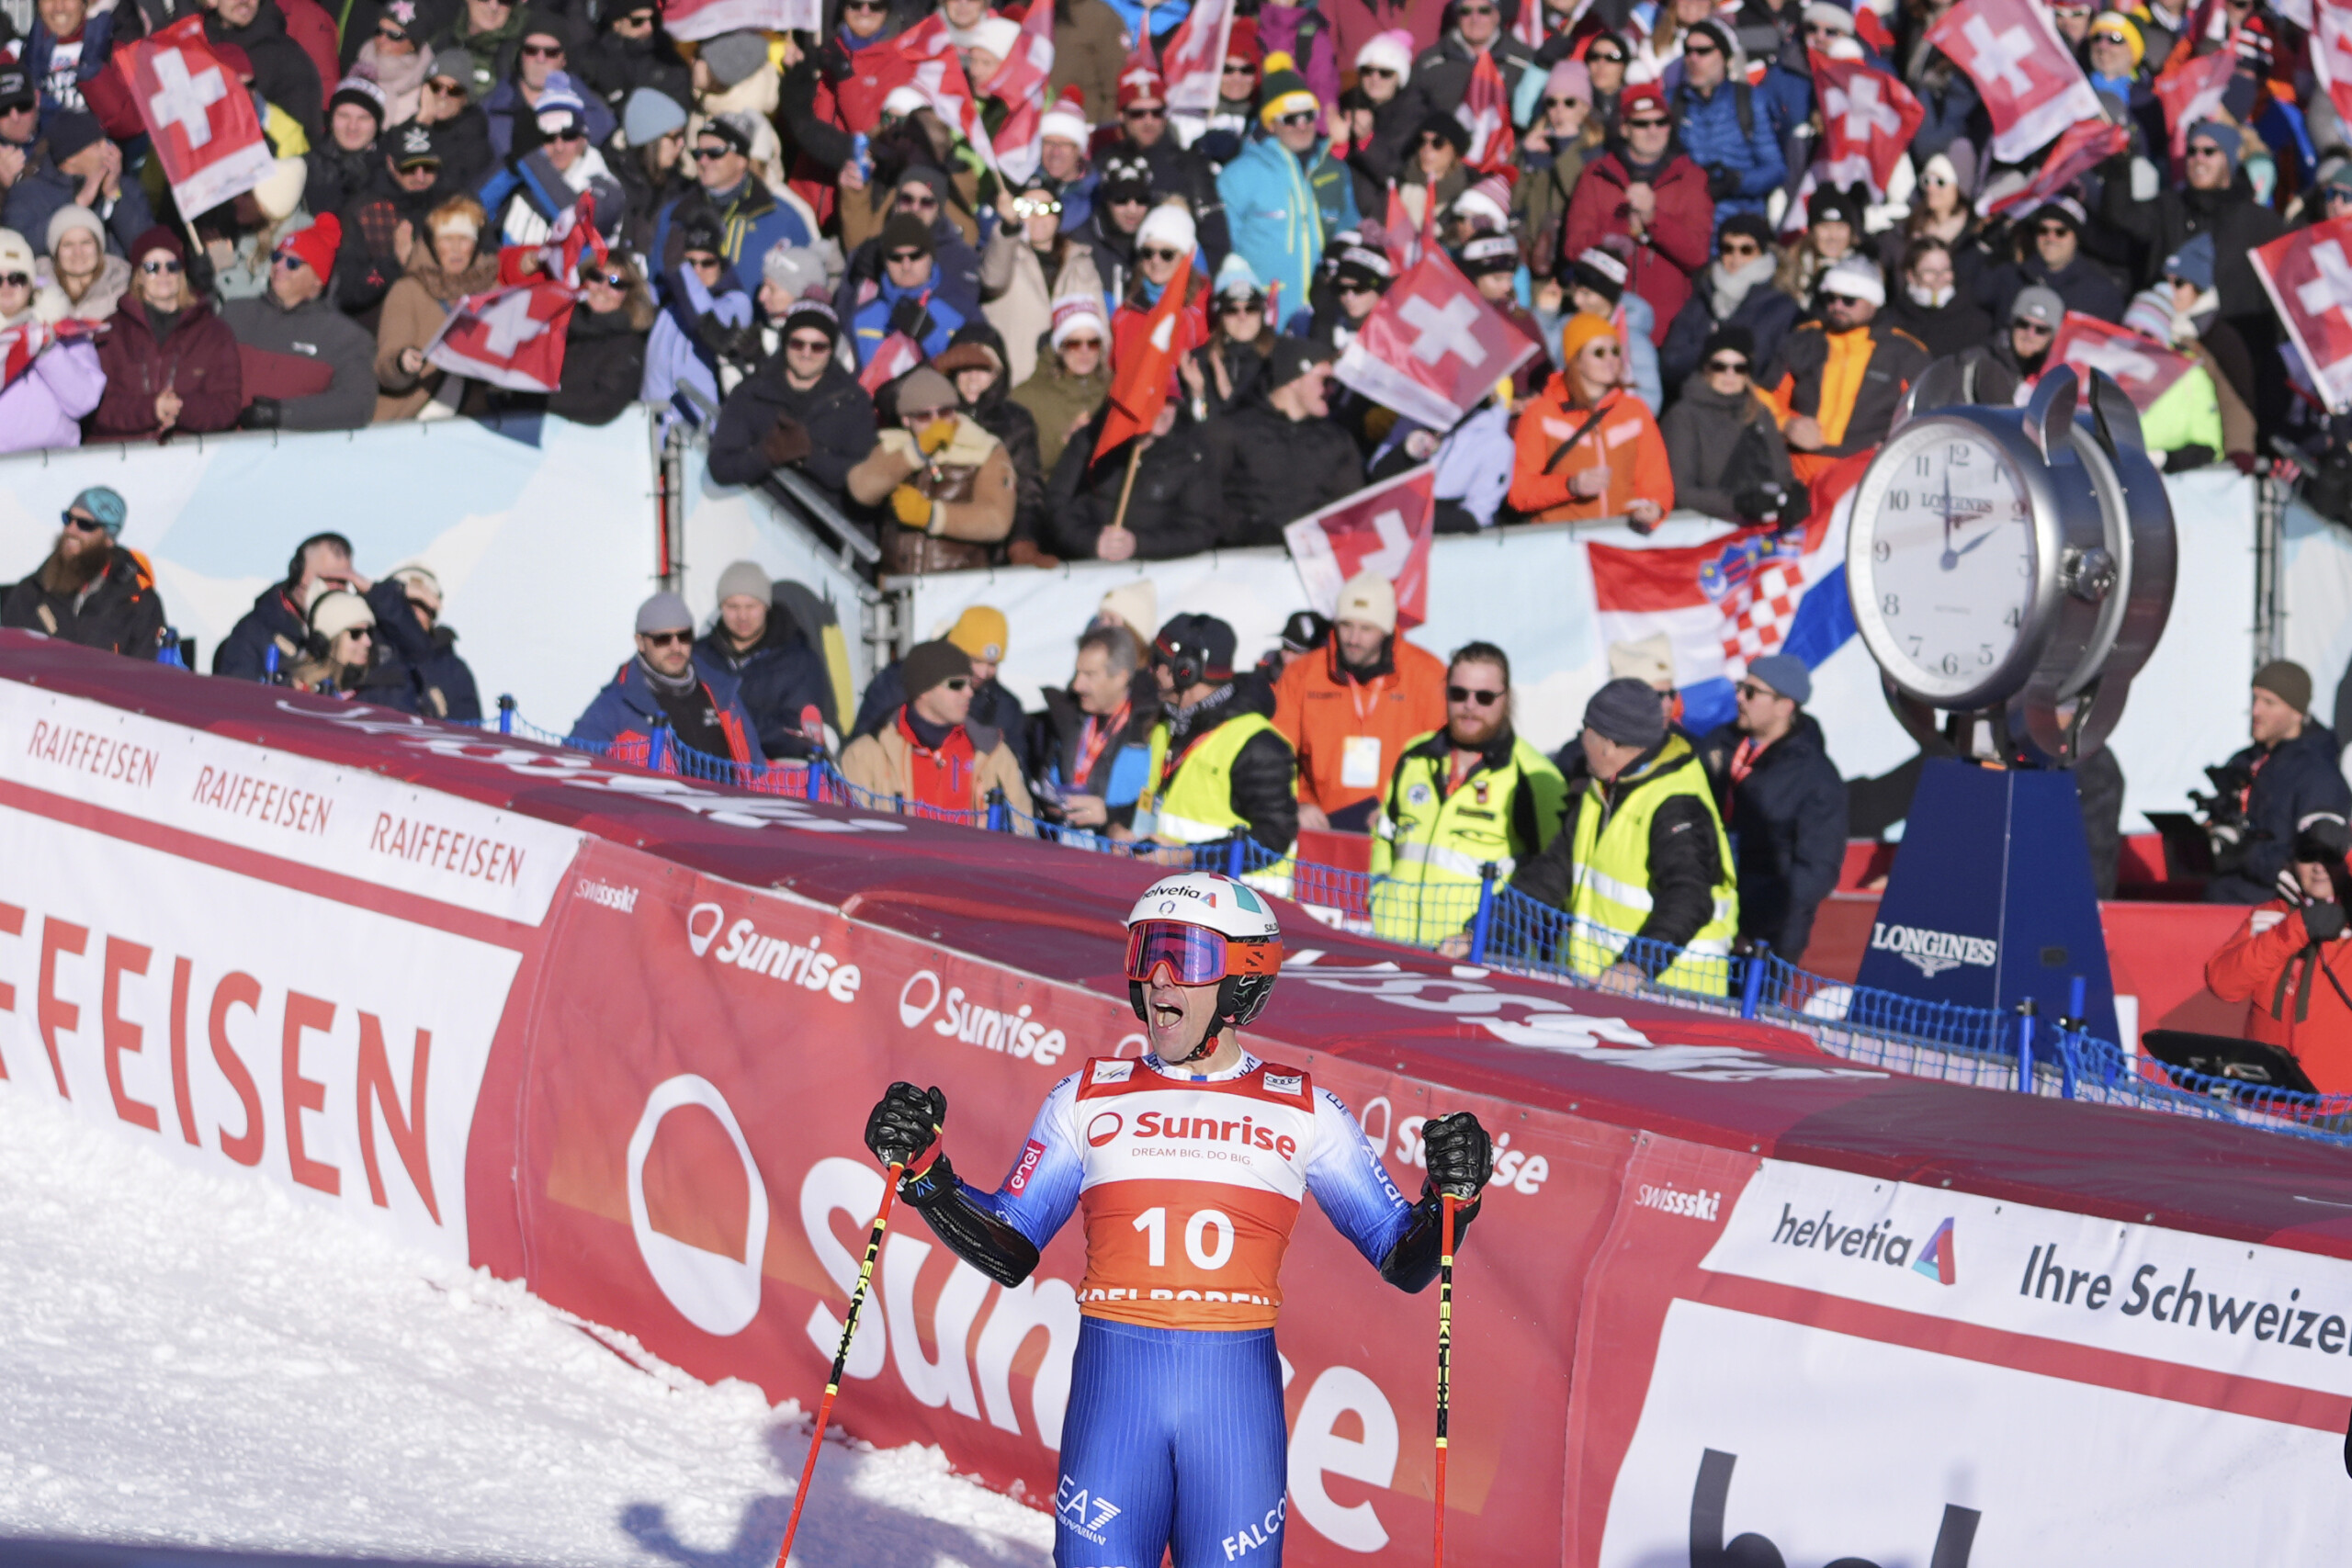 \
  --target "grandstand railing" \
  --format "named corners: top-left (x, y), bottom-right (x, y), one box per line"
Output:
top-left (462, 697), bottom-right (2352, 1151)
